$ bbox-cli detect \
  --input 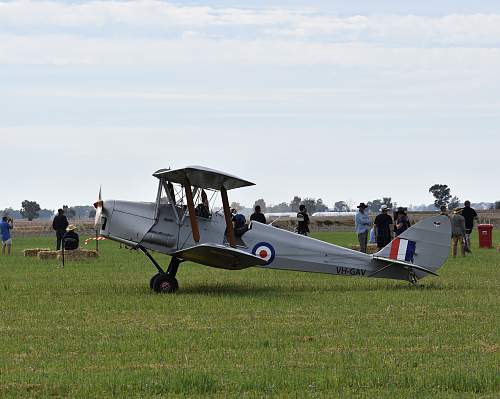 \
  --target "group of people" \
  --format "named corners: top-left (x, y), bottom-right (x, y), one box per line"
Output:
top-left (355, 203), bottom-right (411, 253)
top-left (355, 200), bottom-right (480, 257)
top-left (1, 208), bottom-right (80, 256)
top-left (230, 205), bottom-right (268, 237)
top-left (52, 208), bottom-right (80, 250)
top-left (441, 201), bottom-right (478, 258)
